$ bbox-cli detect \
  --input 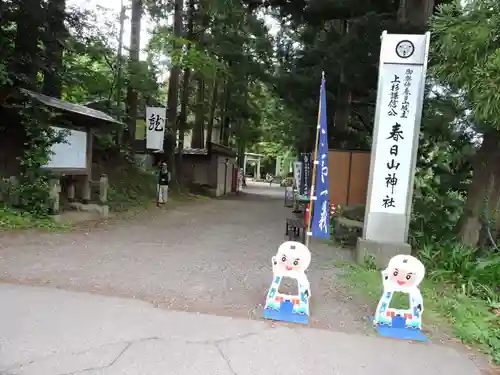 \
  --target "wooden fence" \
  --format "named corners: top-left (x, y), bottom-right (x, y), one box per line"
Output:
top-left (328, 149), bottom-right (370, 206)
